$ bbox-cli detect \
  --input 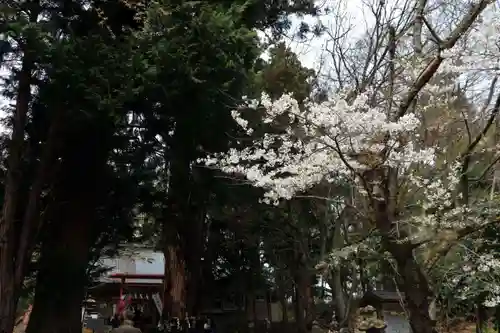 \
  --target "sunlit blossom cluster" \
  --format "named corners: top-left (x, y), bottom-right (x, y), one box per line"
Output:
top-left (408, 163), bottom-right (461, 212)
top-left (444, 253), bottom-right (500, 307)
top-left (202, 92), bottom-right (435, 204)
